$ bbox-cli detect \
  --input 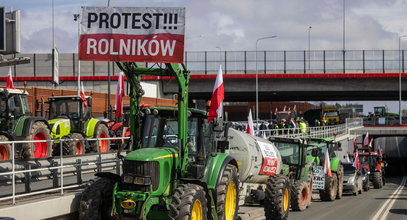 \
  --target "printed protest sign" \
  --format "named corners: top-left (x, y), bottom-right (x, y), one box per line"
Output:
top-left (79, 7), bottom-right (185, 63)
top-left (312, 165), bottom-right (325, 190)
top-left (257, 141), bottom-right (279, 175)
